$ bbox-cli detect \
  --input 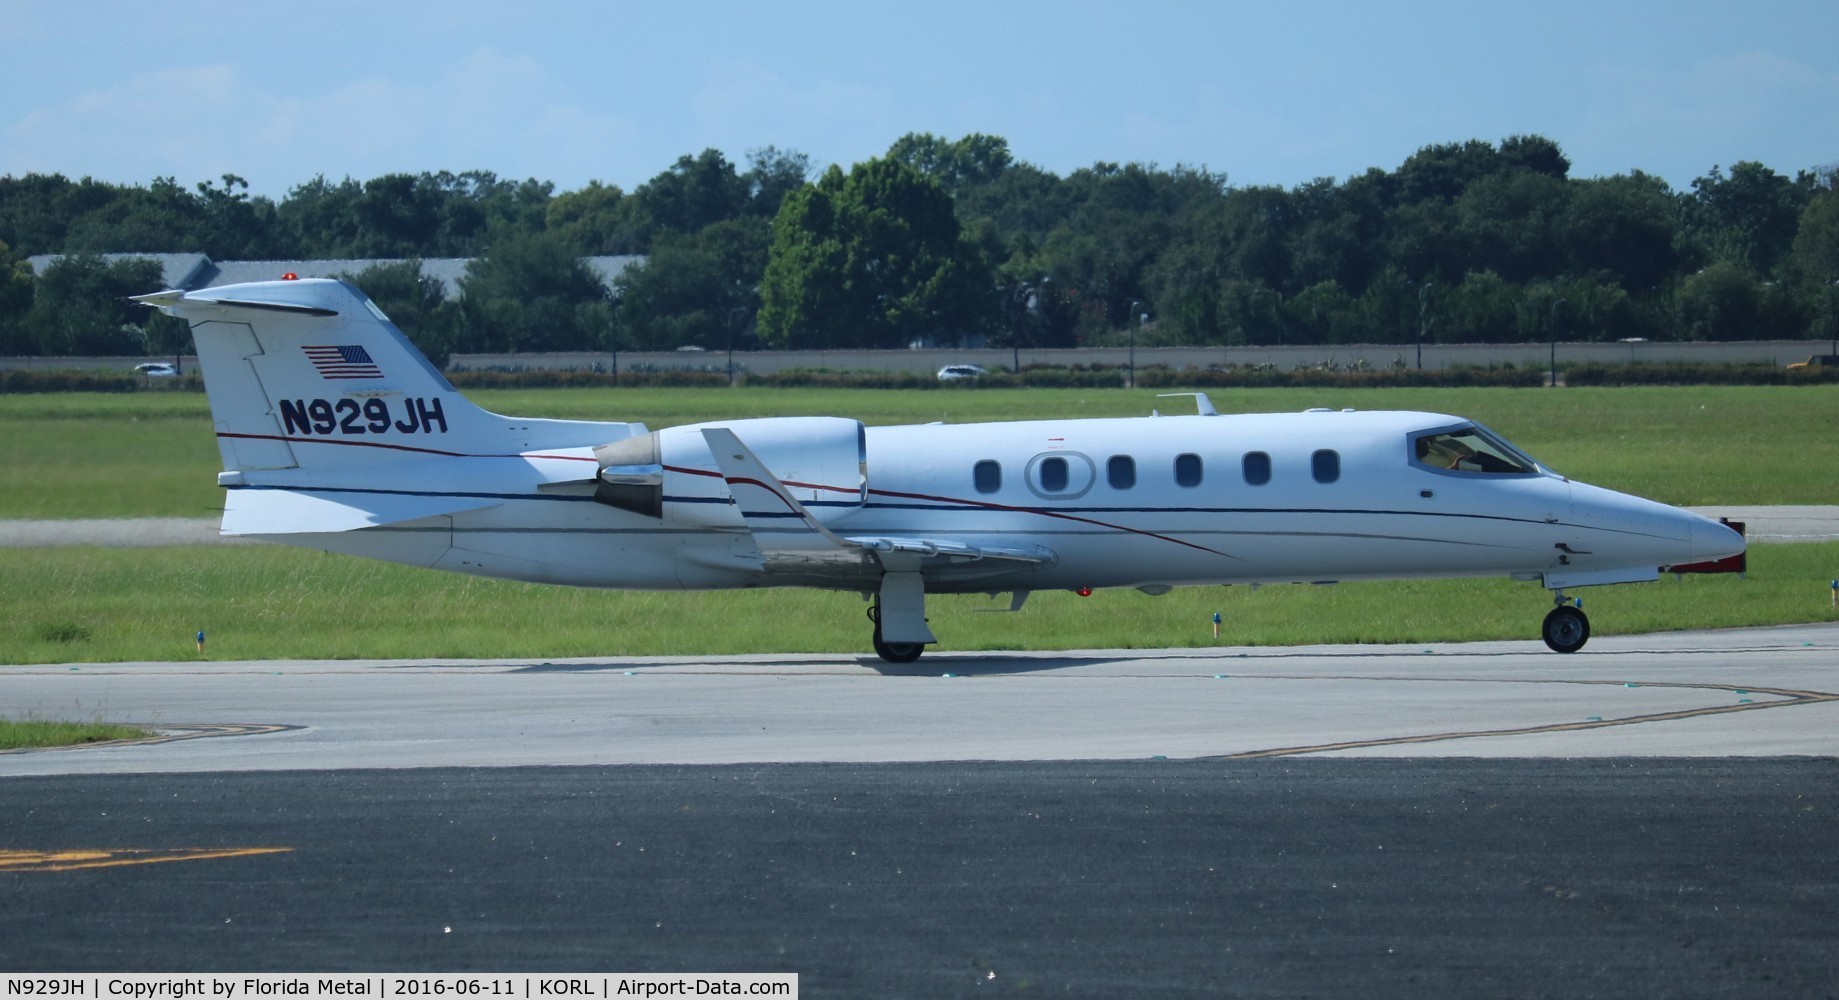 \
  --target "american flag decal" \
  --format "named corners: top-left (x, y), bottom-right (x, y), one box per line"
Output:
top-left (303, 345), bottom-right (383, 380)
